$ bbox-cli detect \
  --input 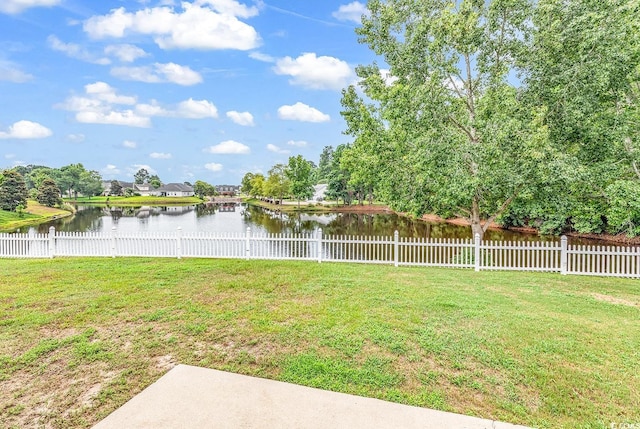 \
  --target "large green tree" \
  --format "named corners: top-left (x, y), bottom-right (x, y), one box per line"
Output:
top-left (286, 155), bottom-right (315, 208)
top-left (0, 170), bottom-right (28, 211)
top-left (265, 164), bottom-right (290, 204)
top-left (193, 180), bottom-right (216, 198)
top-left (344, 0), bottom-right (552, 238)
top-left (241, 172), bottom-right (255, 196)
top-left (36, 178), bottom-right (62, 207)
top-left (315, 146), bottom-right (335, 184)
top-left (134, 168), bottom-right (150, 185)
top-left (514, 0), bottom-right (640, 234)
top-left (249, 173), bottom-right (265, 198)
